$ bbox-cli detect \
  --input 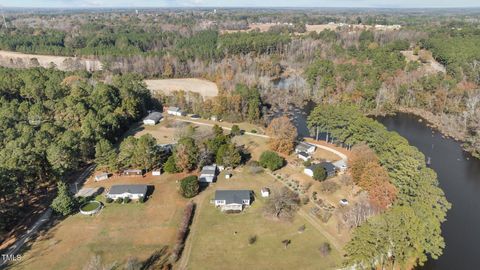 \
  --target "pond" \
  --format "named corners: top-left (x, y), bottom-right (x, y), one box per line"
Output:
top-left (377, 113), bottom-right (480, 270)
top-left (289, 105), bottom-right (480, 269)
